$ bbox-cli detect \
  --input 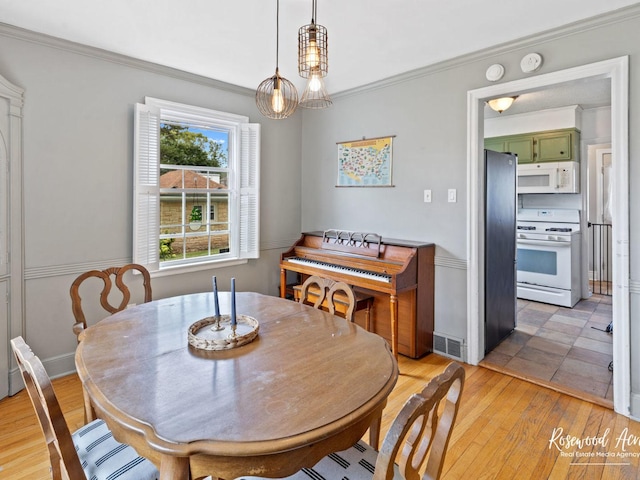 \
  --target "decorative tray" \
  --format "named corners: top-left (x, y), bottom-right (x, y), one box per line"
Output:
top-left (188, 314), bottom-right (259, 351)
